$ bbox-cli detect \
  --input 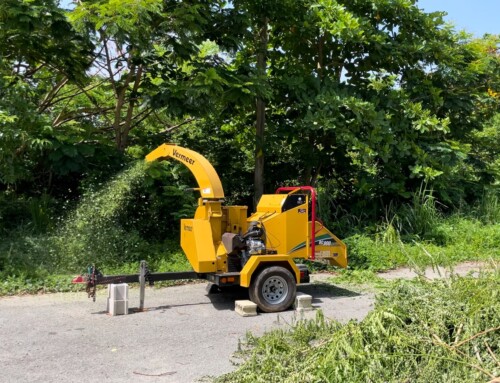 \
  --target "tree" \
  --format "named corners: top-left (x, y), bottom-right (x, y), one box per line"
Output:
top-left (192, 0), bottom-right (499, 216)
top-left (254, 0), bottom-right (498, 208)
top-left (0, 0), bottom-right (93, 187)
top-left (69, 0), bottom-right (240, 152)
